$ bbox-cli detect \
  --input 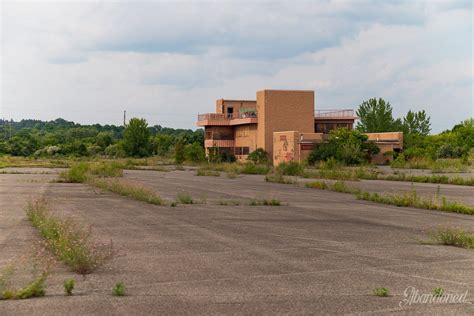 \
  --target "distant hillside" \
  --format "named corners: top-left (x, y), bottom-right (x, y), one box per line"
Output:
top-left (0, 118), bottom-right (203, 157)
